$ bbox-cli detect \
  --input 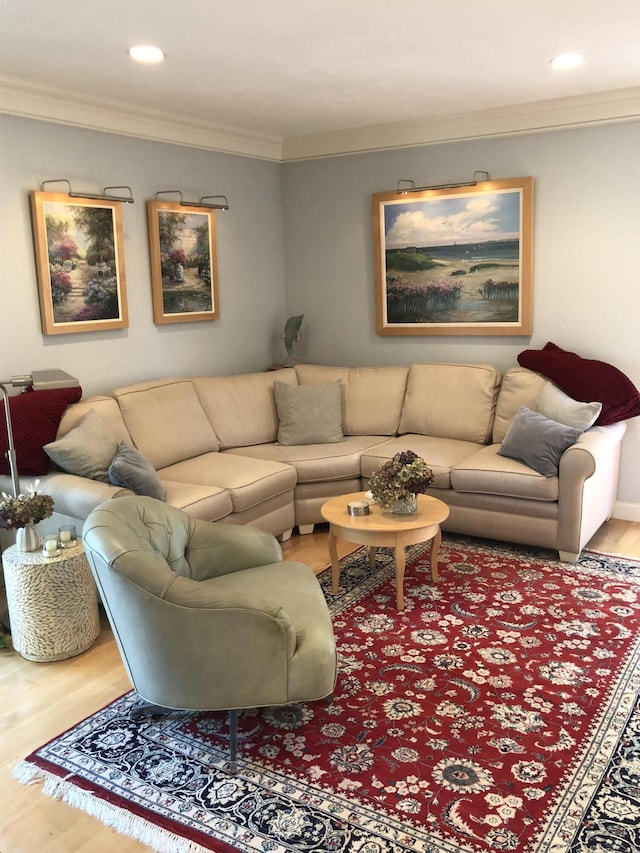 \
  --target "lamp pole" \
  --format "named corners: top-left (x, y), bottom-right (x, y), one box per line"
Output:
top-left (0, 383), bottom-right (20, 497)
